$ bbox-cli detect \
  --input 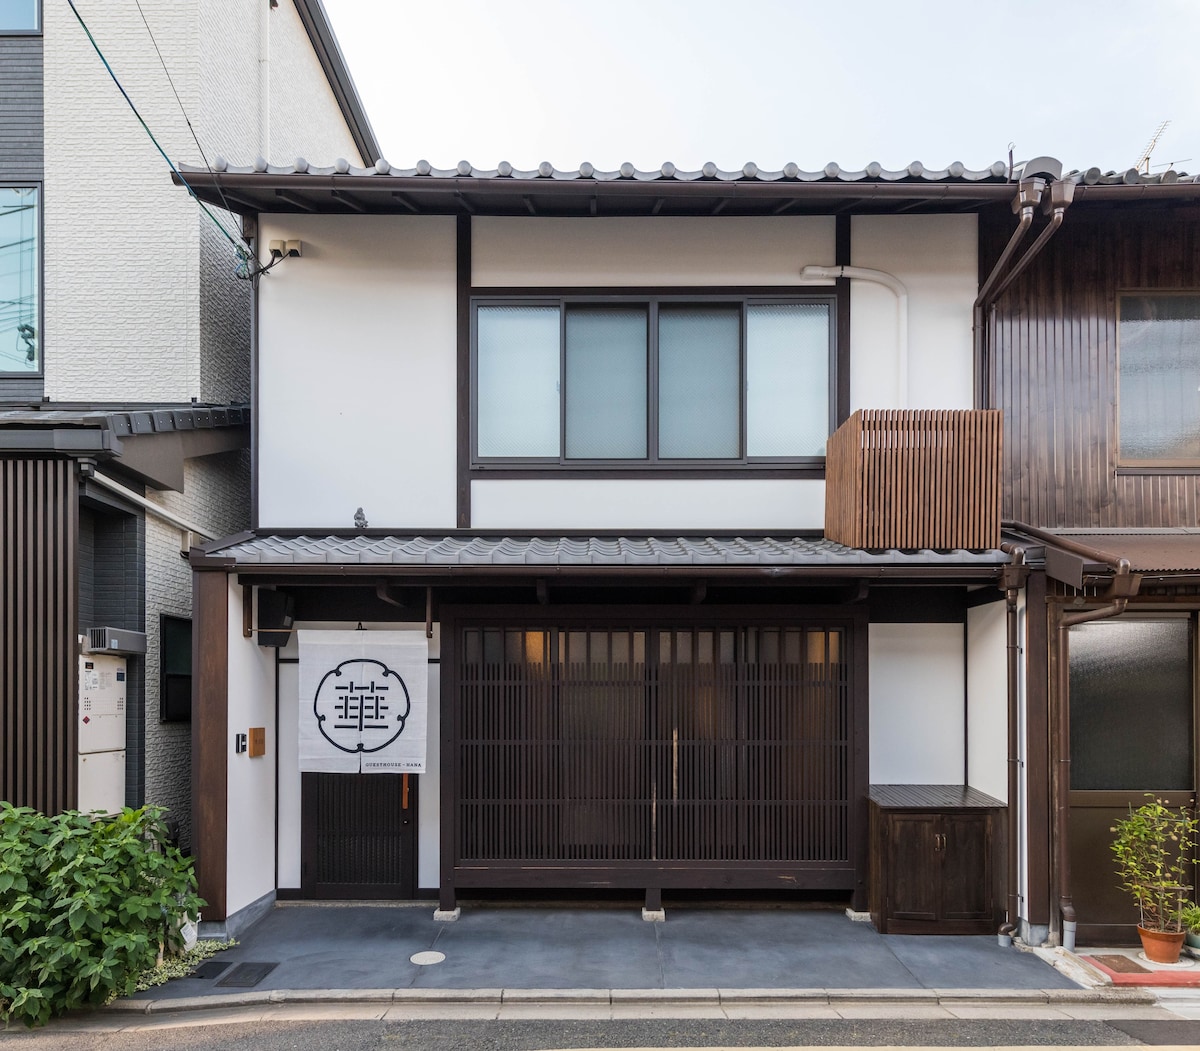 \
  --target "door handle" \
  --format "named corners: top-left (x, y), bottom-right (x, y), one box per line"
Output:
top-left (402, 773), bottom-right (410, 811)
